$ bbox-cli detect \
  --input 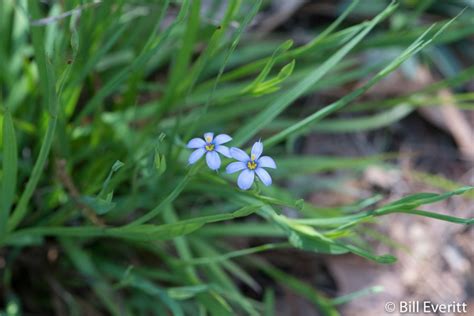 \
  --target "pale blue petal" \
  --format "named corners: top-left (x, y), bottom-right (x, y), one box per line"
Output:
top-left (206, 151), bottom-right (221, 170)
top-left (230, 147), bottom-right (250, 162)
top-left (203, 132), bottom-right (214, 143)
top-left (187, 138), bottom-right (205, 149)
top-left (214, 134), bottom-right (232, 145)
top-left (257, 156), bottom-right (276, 169)
top-left (251, 141), bottom-right (263, 160)
top-left (237, 169), bottom-right (255, 190)
top-left (226, 161), bottom-right (246, 174)
top-left (255, 168), bottom-right (272, 186)
top-left (215, 145), bottom-right (231, 158)
top-left (188, 148), bottom-right (205, 164)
